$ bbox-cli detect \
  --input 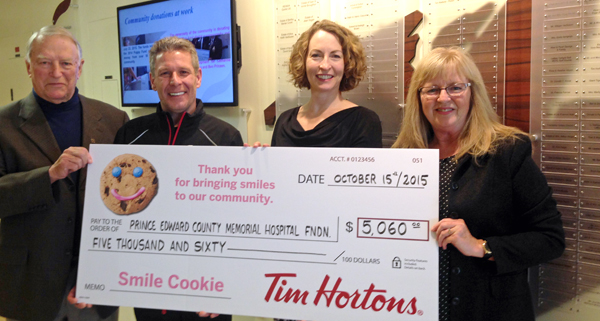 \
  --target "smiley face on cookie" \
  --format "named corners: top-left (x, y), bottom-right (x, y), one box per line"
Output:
top-left (100, 154), bottom-right (158, 214)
